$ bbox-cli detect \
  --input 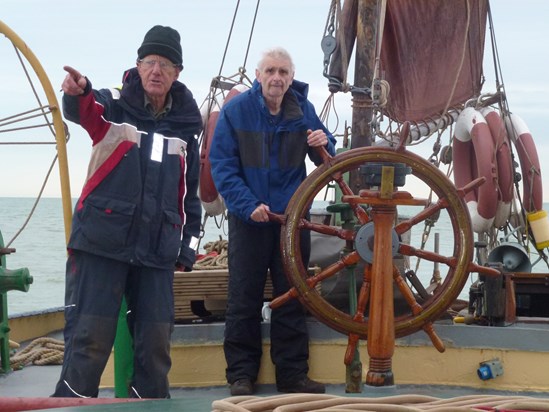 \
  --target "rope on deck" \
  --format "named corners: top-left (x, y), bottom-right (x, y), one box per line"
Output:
top-left (194, 238), bottom-right (229, 270)
top-left (10, 337), bottom-right (64, 369)
top-left (211, 393), bottom-right (549, 412)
